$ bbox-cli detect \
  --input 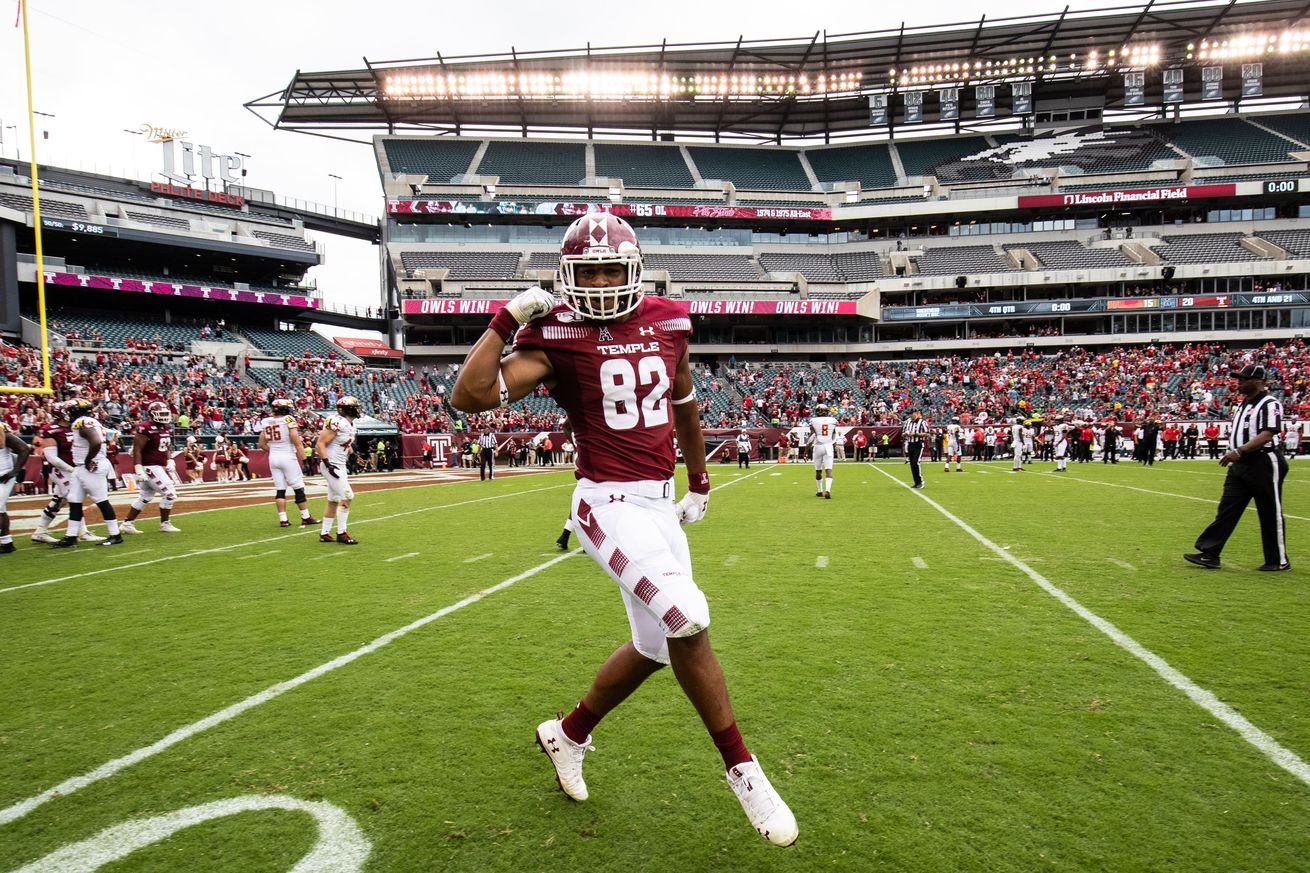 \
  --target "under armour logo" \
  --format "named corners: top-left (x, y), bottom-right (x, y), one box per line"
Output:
top-left (598, 326), bottom-right (614, 342)
top-left (609, 494), bottom-right (625, 503)
top-left (639, 326), bottom-right (655, 336)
